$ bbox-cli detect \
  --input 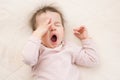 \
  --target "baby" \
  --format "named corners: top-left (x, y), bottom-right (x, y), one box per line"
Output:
top-left (22, 6), bottom-right (99, 80)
